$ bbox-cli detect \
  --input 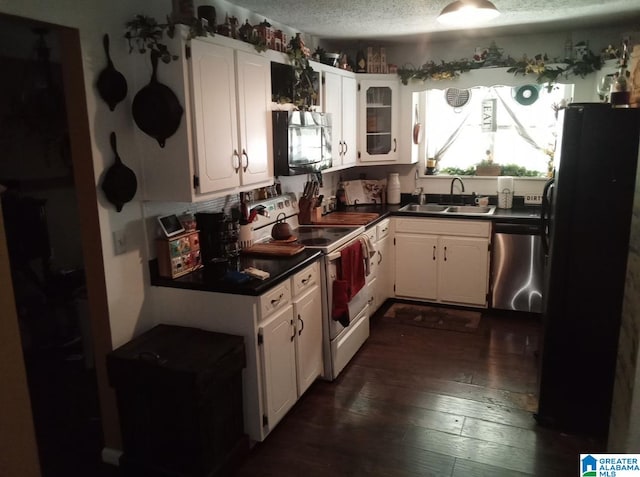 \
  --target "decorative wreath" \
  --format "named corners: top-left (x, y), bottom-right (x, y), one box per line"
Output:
top-left (513, 85), bottom-right (540, 105)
